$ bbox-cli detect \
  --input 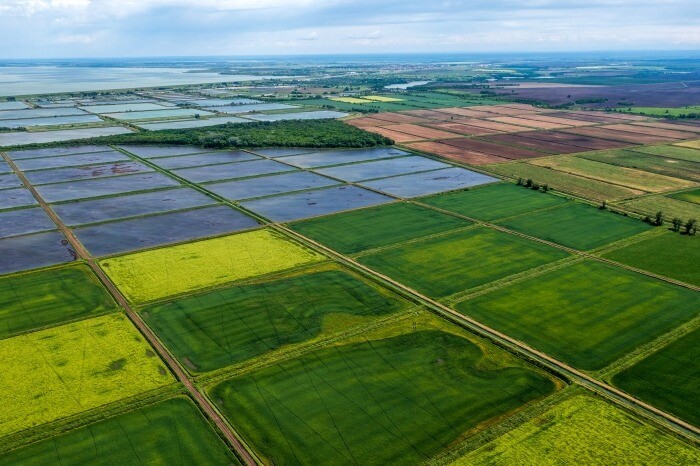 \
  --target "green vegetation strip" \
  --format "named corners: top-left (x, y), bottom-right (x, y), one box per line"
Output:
top-left (0, 397), bottom-right (239, 465)
top-left (635, 144), bottom-right (700, 163)
top-left (208, 314), bottom-right (557, 465)
top-left (578, 149), bottom-right (700, 182)
top-left (0, 313), bottom-right (173, 437)
top-left (498, 203), bottom-right (651, 250)
top-left (484, 161), bottom-right (643, 202)
top-left (290, 202), bottom-right (469, 254)
top-left (419, 183), bottom-right (569, 221)
top-left (0, 264), bottom-right (117, 339)
top-left (101, 229), bottom-right (325, 304)
top-left (455, 394), bottom-right (700, 465)
top-left (4, 120), bottom-right (391, 151)
top-left (456, 260), bottom-right (700, 371)
top-left (602, 231), bottom-right (699, 286)
top-left (141, 266), bottom-right (409, 372)
top-left (358, 227), bottom-right (569, 299)
top-left (669, 187), bottom-right (700, 205)
top-left (613, 328), bottom-right (700, 427)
